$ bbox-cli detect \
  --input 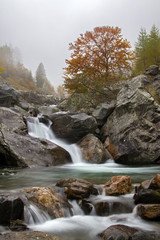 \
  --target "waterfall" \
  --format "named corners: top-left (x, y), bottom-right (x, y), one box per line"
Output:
top-left (26, 116), bottom-right (83, 164)
top-left (24, 203), bottom-right (51, 224)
